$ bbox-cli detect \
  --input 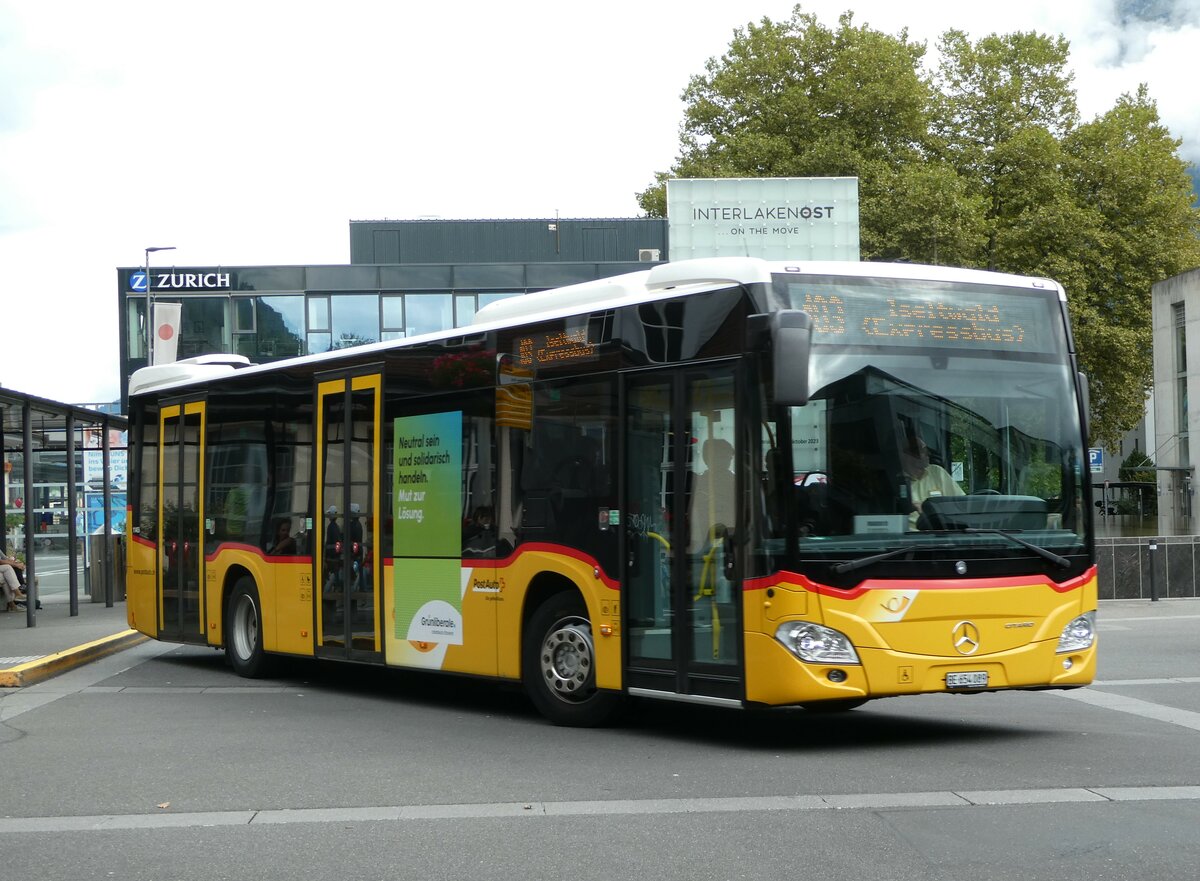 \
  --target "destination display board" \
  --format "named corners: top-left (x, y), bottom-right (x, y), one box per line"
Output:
top-left (776, 279), bottom-right (1063, 355)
